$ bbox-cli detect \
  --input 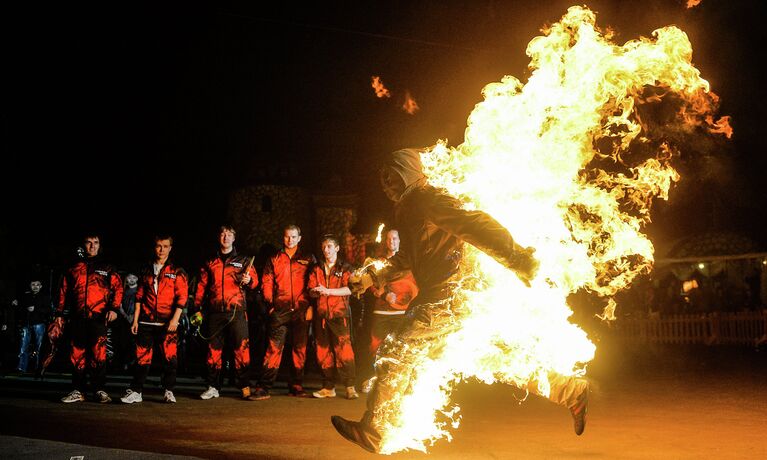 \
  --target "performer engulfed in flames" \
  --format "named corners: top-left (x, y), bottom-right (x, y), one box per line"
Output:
top-left (332, 149), bottom-right (589, 453)
top-left (336, 5), bottom-right (730, 454)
